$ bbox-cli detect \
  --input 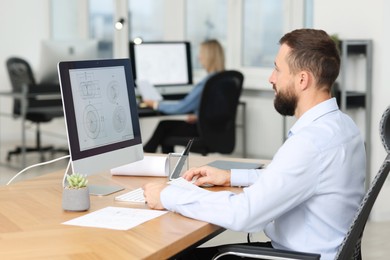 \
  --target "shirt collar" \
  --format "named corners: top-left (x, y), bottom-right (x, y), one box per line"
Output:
top-left (288, 98), bottom-right (339, 137)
